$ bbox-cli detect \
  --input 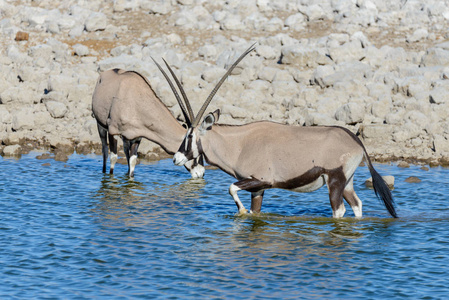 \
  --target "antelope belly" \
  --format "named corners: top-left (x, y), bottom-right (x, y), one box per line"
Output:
top-left (290, 176), bottom-right (325, 193)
